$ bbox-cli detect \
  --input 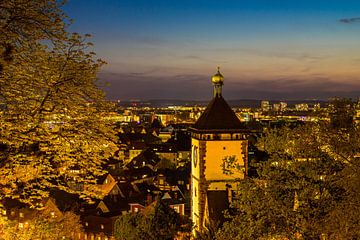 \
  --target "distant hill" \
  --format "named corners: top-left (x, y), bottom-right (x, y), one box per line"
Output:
top-left (116, 99), bottom-right (328, 108)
